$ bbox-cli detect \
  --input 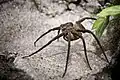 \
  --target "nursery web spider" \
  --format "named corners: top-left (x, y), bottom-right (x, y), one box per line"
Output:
top-left (22, 17), bottom-right (109, 77)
